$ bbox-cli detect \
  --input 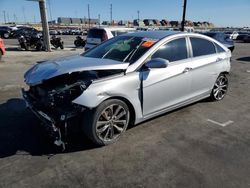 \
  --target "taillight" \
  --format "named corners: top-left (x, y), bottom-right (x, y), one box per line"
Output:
top-left (102, 31), bottom-right (108, 42)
